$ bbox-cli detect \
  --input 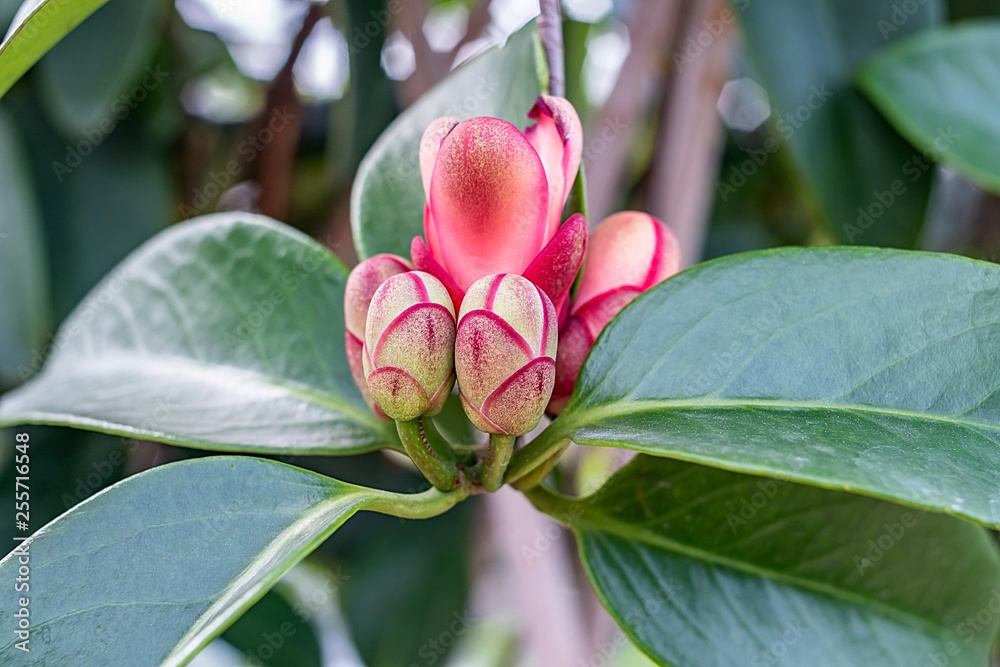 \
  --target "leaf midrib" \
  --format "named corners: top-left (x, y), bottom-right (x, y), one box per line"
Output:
top-left (559, 396), bottom-right (1000, 440)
